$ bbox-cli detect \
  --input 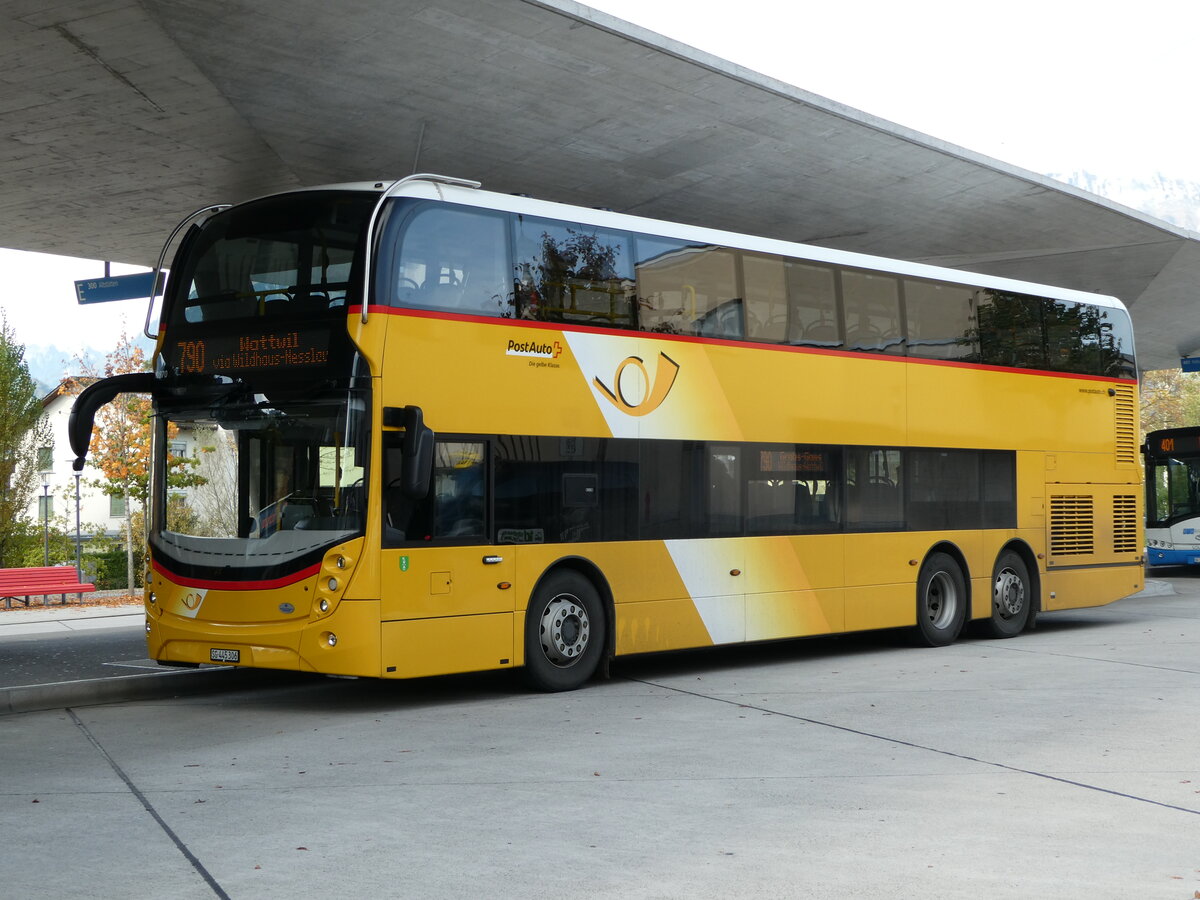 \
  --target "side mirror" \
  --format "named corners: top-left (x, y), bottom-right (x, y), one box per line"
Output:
top-left (68, 372), bottom-right (157, 471)
top-left (384, 405), bottom-right (435, 500)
